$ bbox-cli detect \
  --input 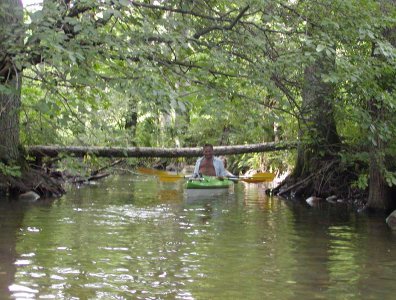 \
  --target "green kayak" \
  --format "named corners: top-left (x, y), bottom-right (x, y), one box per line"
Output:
top-left (185, 176), bottom-right (233, 189)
